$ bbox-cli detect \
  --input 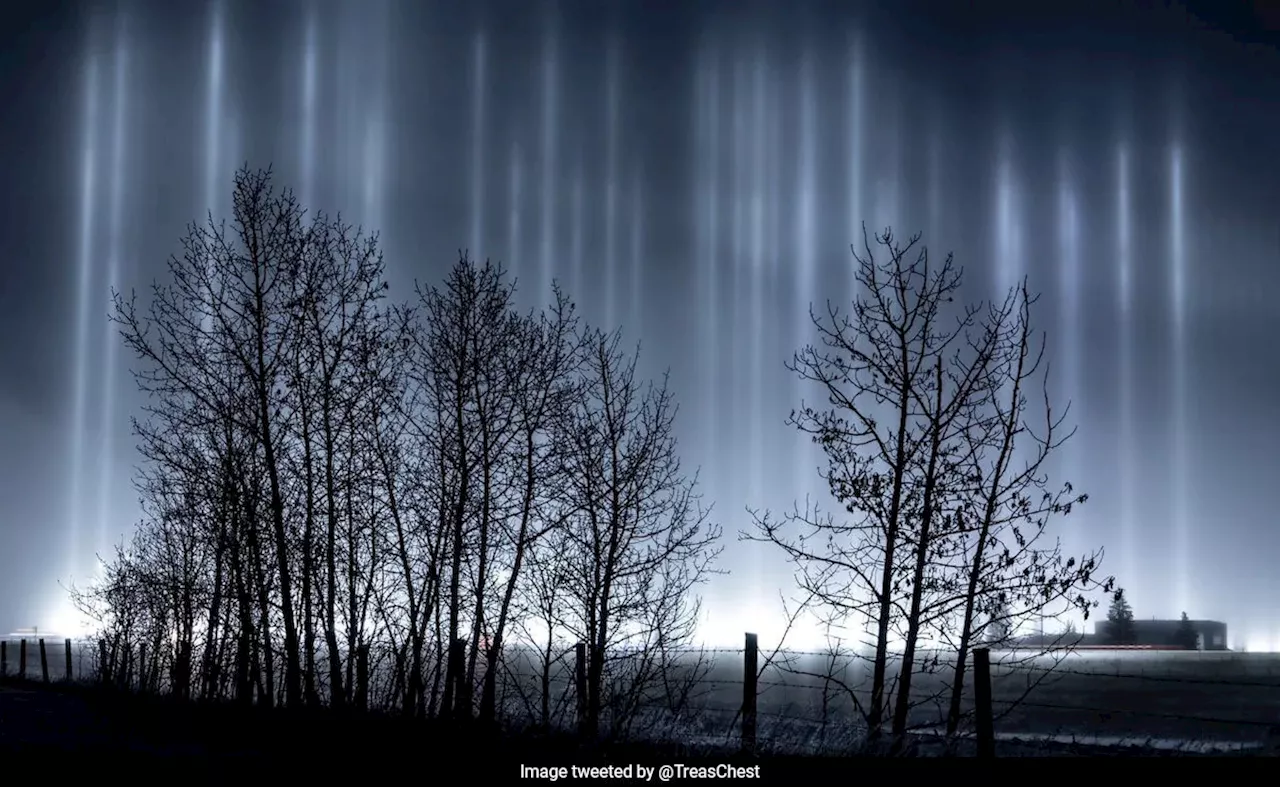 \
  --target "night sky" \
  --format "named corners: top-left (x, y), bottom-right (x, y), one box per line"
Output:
top-left (1, 0), bottom-right (1277, 649)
